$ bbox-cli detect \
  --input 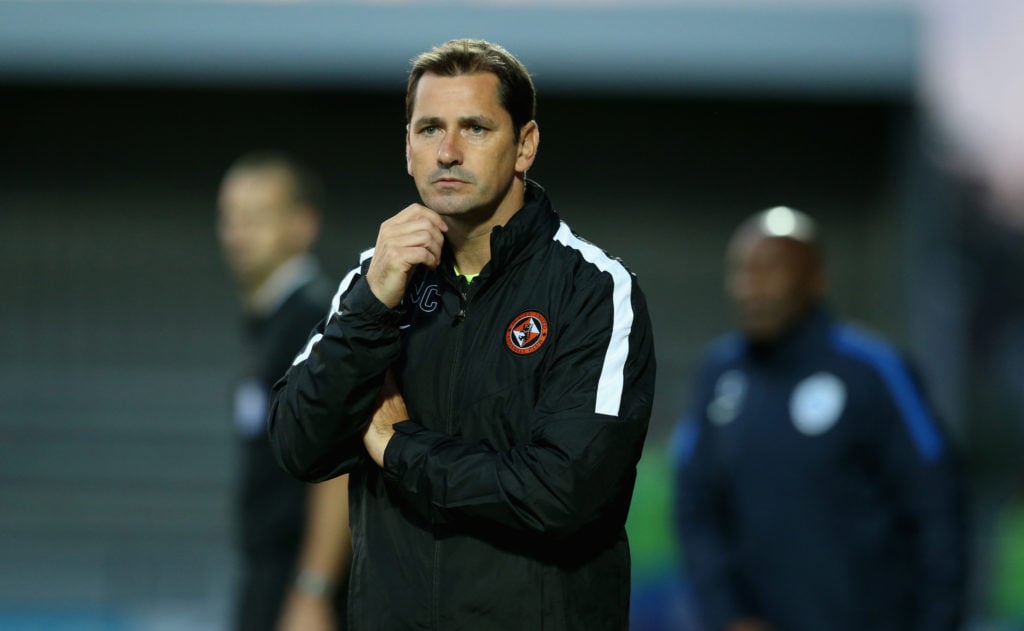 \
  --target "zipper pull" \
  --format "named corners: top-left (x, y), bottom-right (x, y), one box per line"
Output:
top-left (453, 289), bottom-right (468, 325)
